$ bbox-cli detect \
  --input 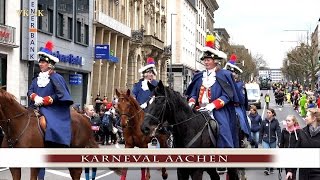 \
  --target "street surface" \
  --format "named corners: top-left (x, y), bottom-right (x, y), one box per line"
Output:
top-left (0, 90), bottom-right (305, 179)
